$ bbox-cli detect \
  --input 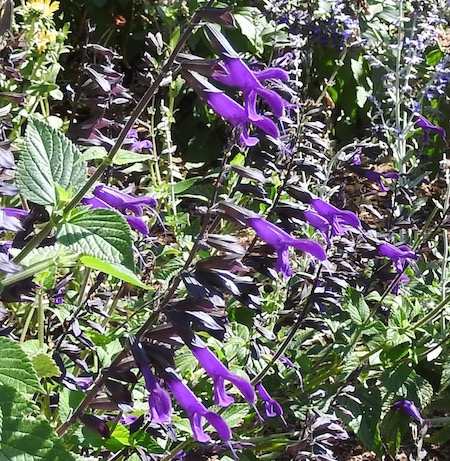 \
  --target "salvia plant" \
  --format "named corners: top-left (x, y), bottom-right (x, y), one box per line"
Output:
top-left (0, 0), bottom-right (449, 460)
